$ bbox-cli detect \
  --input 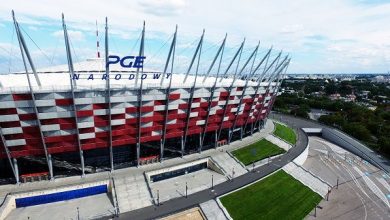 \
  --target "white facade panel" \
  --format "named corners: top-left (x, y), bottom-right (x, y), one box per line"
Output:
top-left (41, 124), bottom-right (60, 132)
top-left (0, 114), bottom-right (19, 122)
top-left (6, 139), bottom-right (26, 147)
top-left (1, 127), bottom-right (23, 135)
top-left (79, 132), bottom-right (96, 140)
